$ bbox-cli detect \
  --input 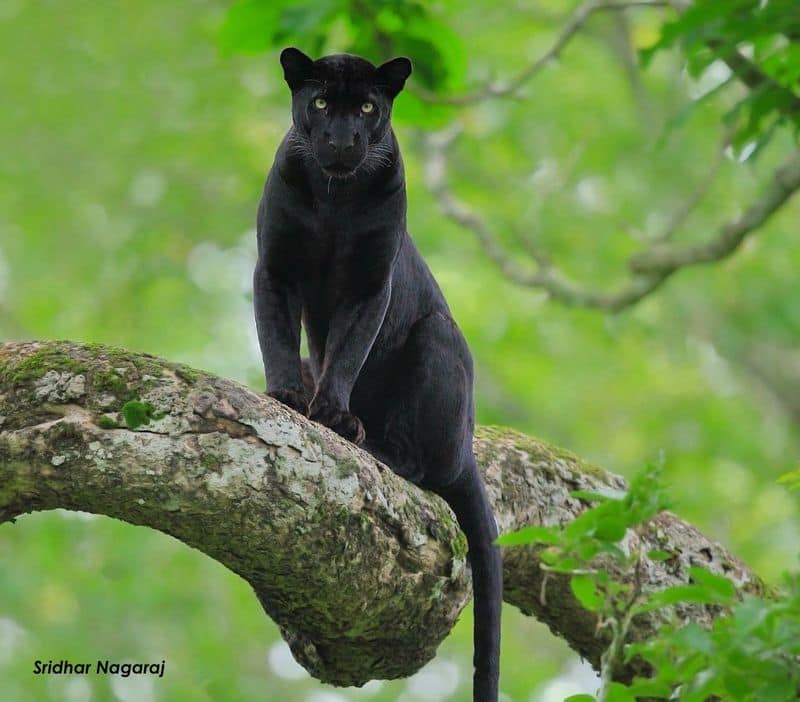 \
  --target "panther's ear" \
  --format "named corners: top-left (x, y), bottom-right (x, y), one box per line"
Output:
top-left (375, 57), bottom-right (412, 98)
top-left (280, 47), bottom-right (314, 91)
